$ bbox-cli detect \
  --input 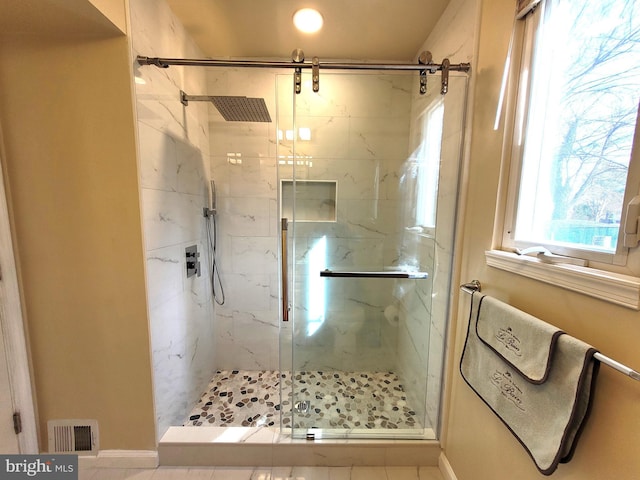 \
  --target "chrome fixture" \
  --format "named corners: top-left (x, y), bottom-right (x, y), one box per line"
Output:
top-left (138, 52), bottom-right (471, 96)
top-left (180, 91), bottom-right (272, 122)
top-left (185, 245), bottom-right (200, 278)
